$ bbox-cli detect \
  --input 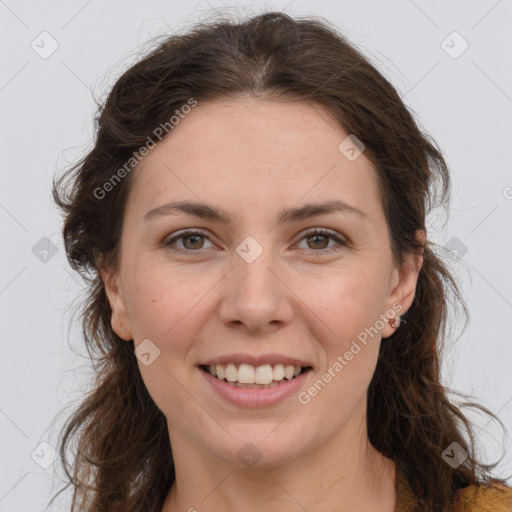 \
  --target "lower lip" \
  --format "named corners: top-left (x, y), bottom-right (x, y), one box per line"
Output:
top-left (199, 367), bottom-right (312, 408)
